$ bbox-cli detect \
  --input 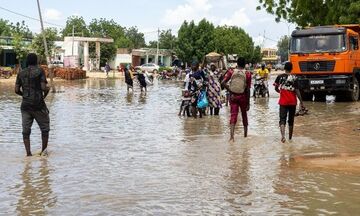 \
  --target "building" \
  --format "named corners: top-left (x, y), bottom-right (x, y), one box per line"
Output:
top-left (109, 48), bottom-right (132, 69)
top-left (261, 48), bottom-right (280, 65)
top-left (131, 48), bottom-right (173, 67)
top-left (0, 36), bottom-right (32, 67)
